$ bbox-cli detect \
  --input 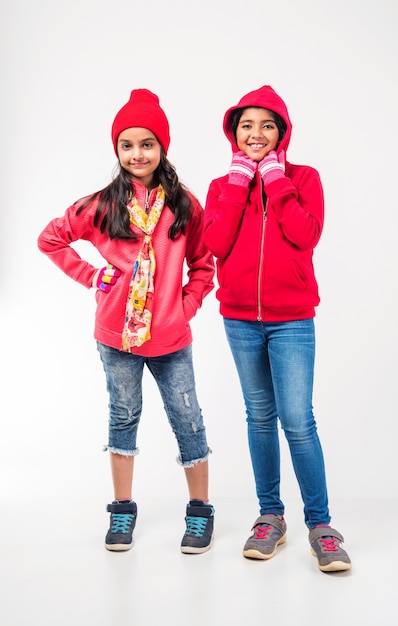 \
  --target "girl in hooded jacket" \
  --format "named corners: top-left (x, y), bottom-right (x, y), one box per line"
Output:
top-left (203, 85), bottom-right (351, 572)
top-left (38, 88), bottom-right (215, 555)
